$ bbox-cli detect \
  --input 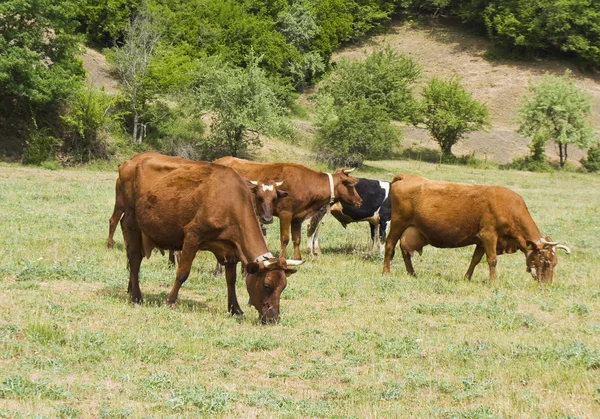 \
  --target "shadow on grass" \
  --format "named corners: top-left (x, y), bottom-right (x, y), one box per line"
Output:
top-left (98, 288), bottom-right (209, 312)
